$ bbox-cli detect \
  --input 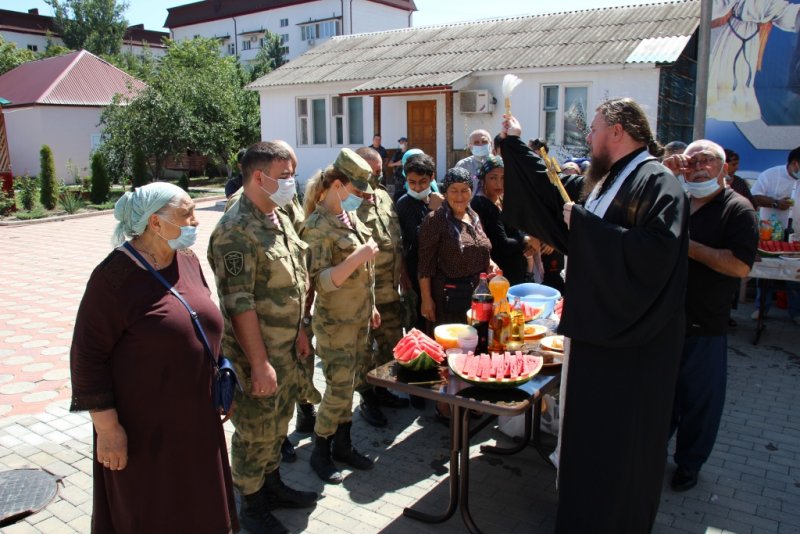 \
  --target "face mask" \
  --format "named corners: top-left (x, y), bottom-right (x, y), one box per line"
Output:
top-left (159, 217), bottom-right (198, 250)
top-left (407, 186), bottom-right (431, 201)
top-left (471, 144), bottom-right (490, 158)
top-left (792, 168), bottom-right (800, 181)
top-left (683, 169), bottom-right (722, 199)
top-left (338, 187), bottom-right (363, 211)
top-left (260, 175), bottom-right (296, 208)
